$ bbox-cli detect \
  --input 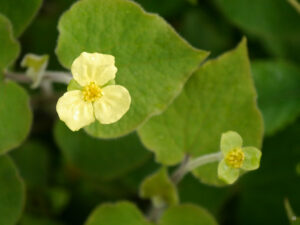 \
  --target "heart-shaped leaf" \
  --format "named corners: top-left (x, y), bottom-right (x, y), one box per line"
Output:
top-left (138, 39), bottom-right (263, 185)
top-left (56, 0), bottom-right (208, 138)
